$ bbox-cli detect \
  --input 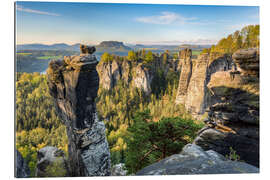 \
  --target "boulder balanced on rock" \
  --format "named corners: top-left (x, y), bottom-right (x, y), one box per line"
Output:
top-left (80, 44), bottom-right (96, 54)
